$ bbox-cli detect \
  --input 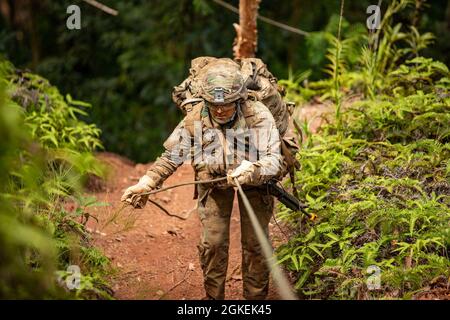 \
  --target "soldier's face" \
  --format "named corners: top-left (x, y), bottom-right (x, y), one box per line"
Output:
top-left (209, 102), bottom-right (237, 124)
